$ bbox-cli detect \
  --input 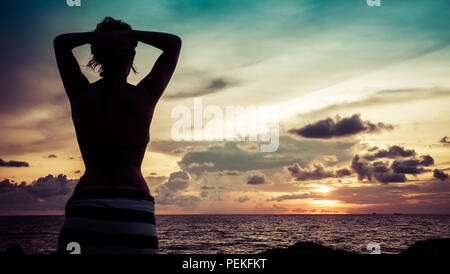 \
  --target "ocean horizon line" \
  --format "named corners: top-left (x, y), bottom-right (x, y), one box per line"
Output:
top-left (1, 213), bottom-right (449, 217)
